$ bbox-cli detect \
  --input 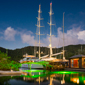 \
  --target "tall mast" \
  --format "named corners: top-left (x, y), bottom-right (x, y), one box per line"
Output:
top-left (36, 4), bottom-right (43, 59)
top-left (48, 2), bottom-right (54, 58)
top-left (38, 5), bottom-right (41, 59)
top-left (63, 12), bottom-right (65, 60)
